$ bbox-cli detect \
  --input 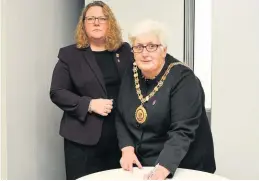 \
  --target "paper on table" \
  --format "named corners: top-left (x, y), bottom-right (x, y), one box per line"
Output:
top-left (78, 167), bottom-right (229, 180)
top-left (78, 167), bottom-right (153, 180)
